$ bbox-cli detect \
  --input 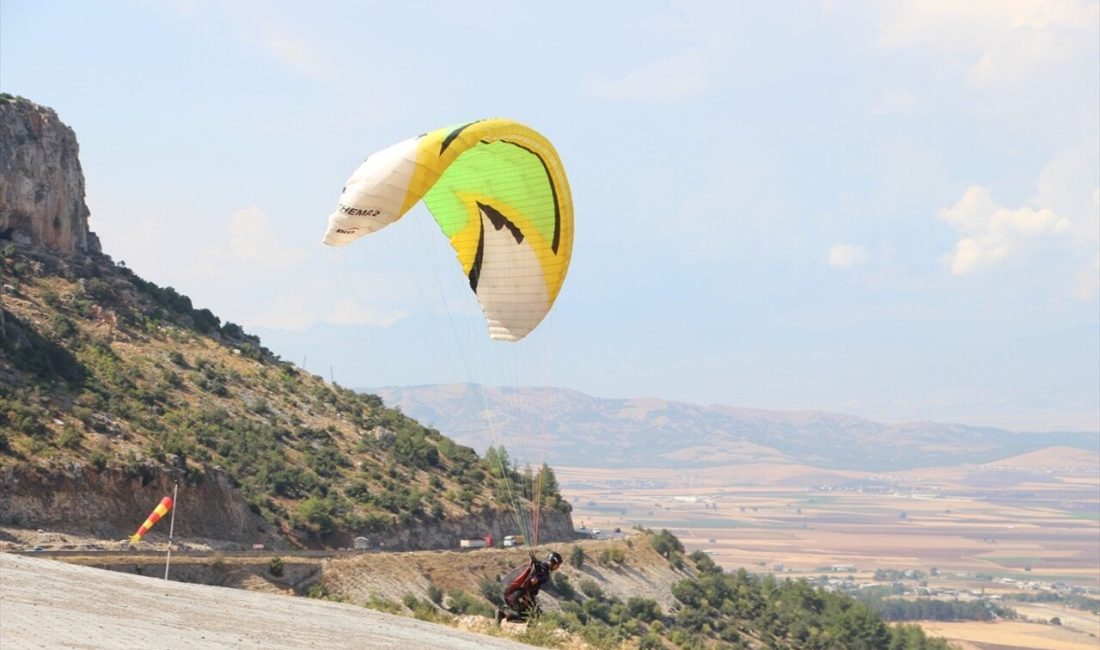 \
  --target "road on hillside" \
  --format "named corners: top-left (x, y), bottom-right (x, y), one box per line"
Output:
top-left (0, 554), bottom-right (533, 650)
